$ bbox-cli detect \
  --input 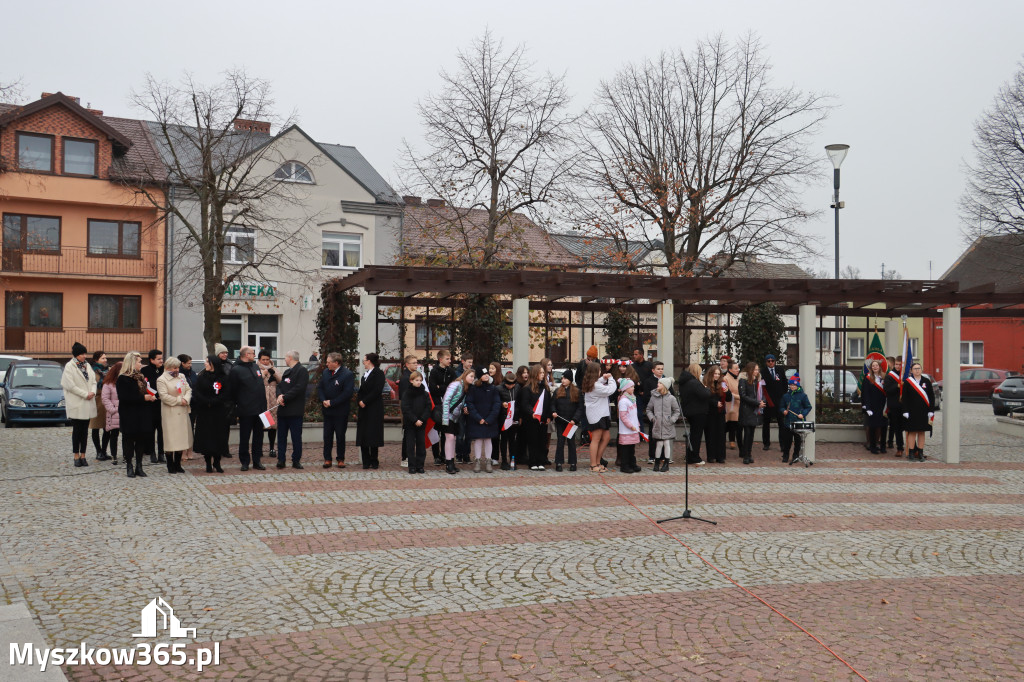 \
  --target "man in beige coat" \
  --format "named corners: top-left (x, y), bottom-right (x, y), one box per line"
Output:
top-left (157, 357), bottom-right (193, 474)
